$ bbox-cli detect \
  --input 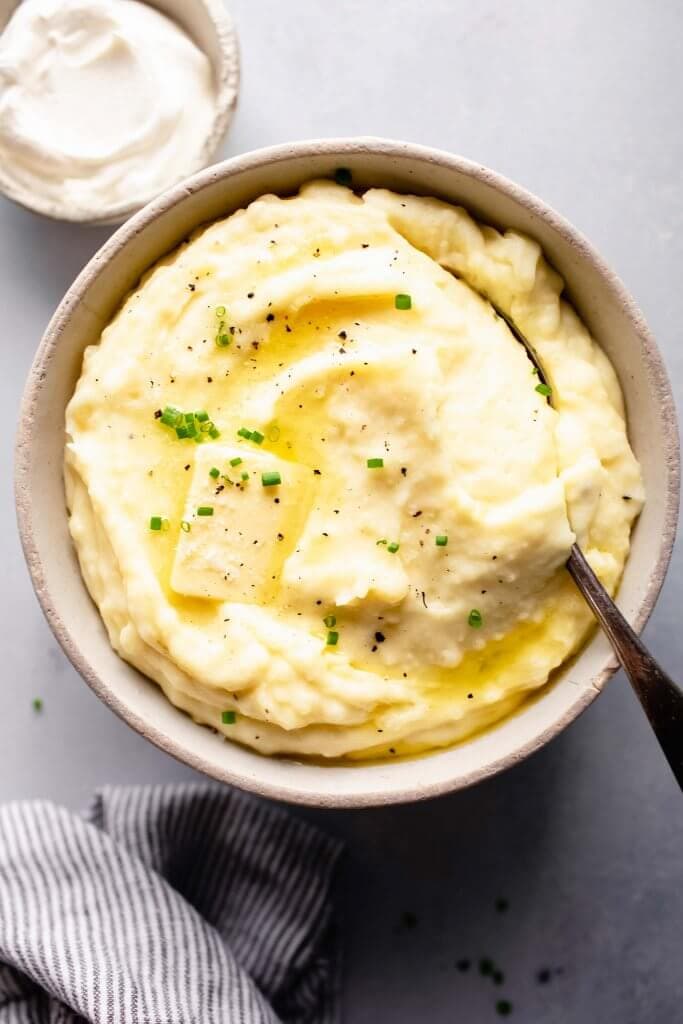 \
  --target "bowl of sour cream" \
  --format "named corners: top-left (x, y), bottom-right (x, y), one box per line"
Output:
top-left (0, 0), bottom-right (239, 224)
